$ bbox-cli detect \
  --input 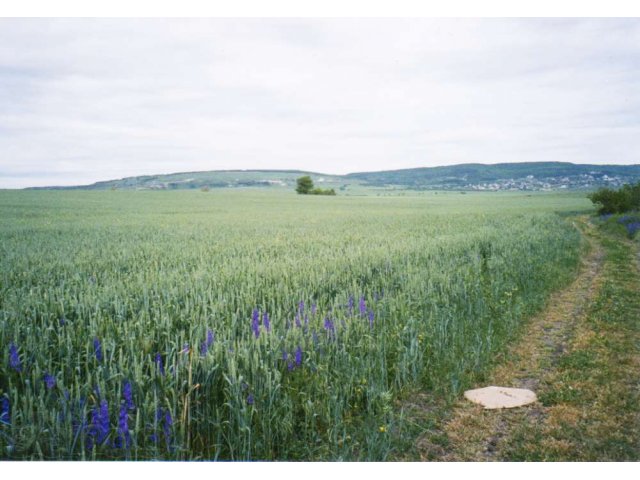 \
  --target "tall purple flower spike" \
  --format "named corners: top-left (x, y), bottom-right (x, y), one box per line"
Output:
top-left (252, 309), bottom-right (260, 338)
top-left (9, 342), bottom-right (22, 372)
